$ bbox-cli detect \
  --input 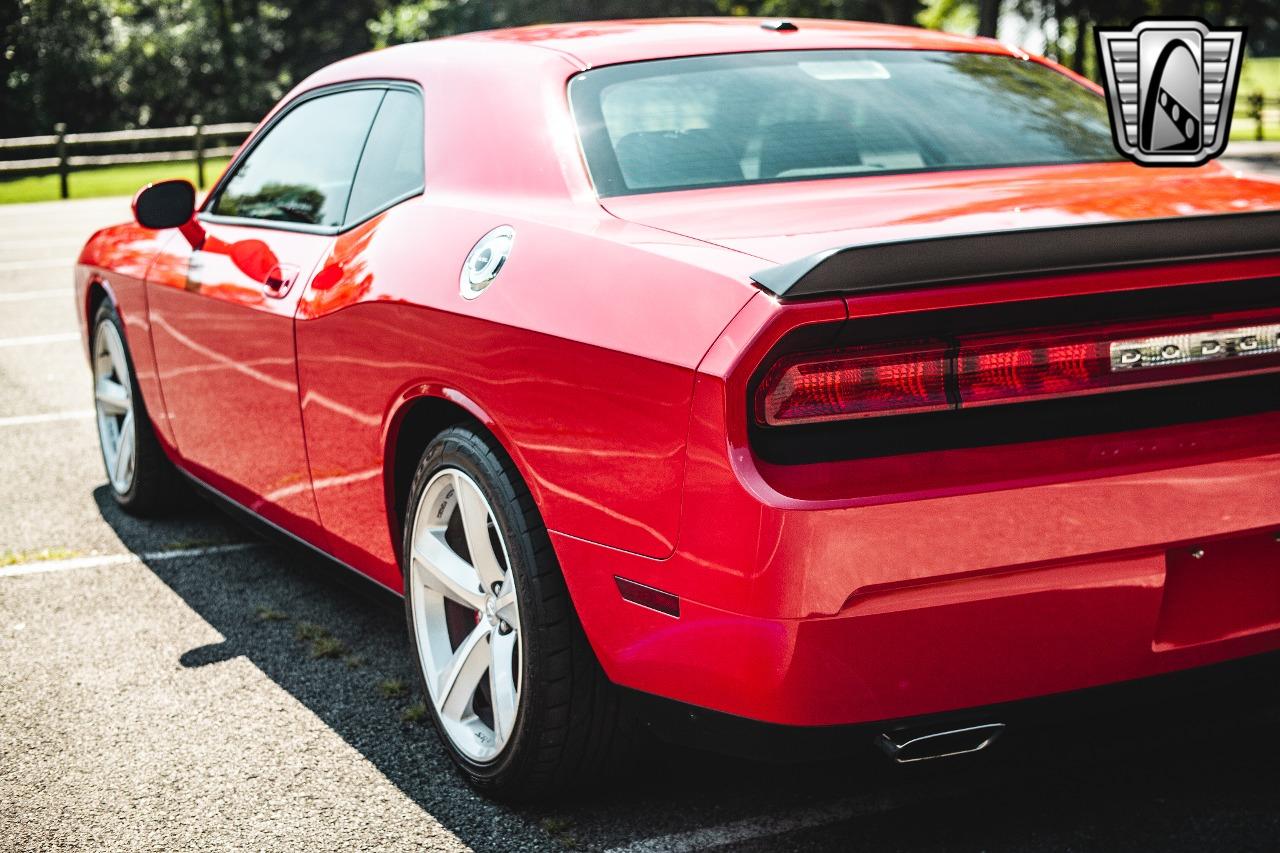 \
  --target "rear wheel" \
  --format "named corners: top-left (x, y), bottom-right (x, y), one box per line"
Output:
top-left (91, 301), bottom-right (184, 515)
top-left (403, 425), bottom-right (631, 801)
